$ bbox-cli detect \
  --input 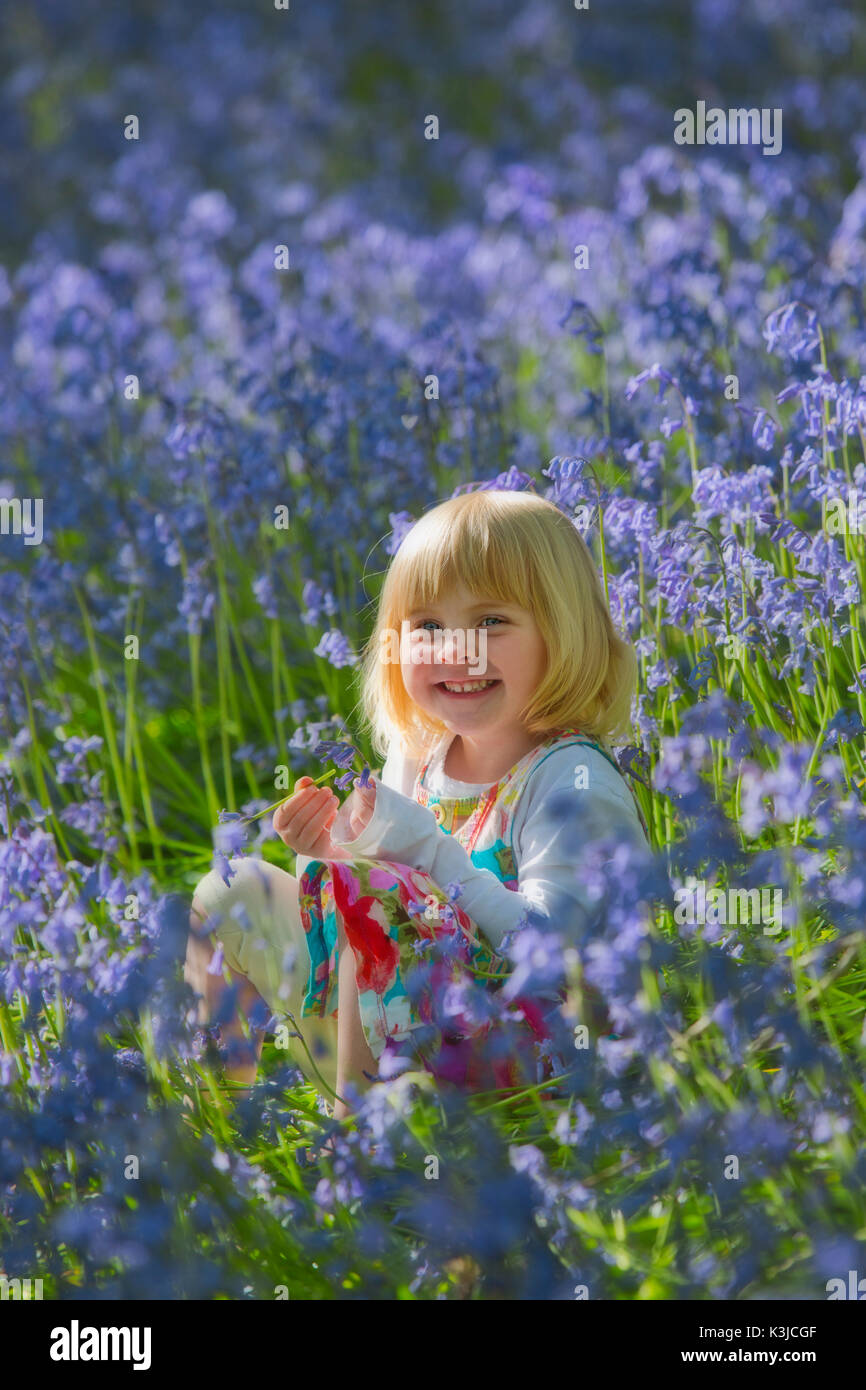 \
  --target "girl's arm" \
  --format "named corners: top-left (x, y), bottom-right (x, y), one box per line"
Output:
top-left (329, 749), bottom-right (649, 950)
